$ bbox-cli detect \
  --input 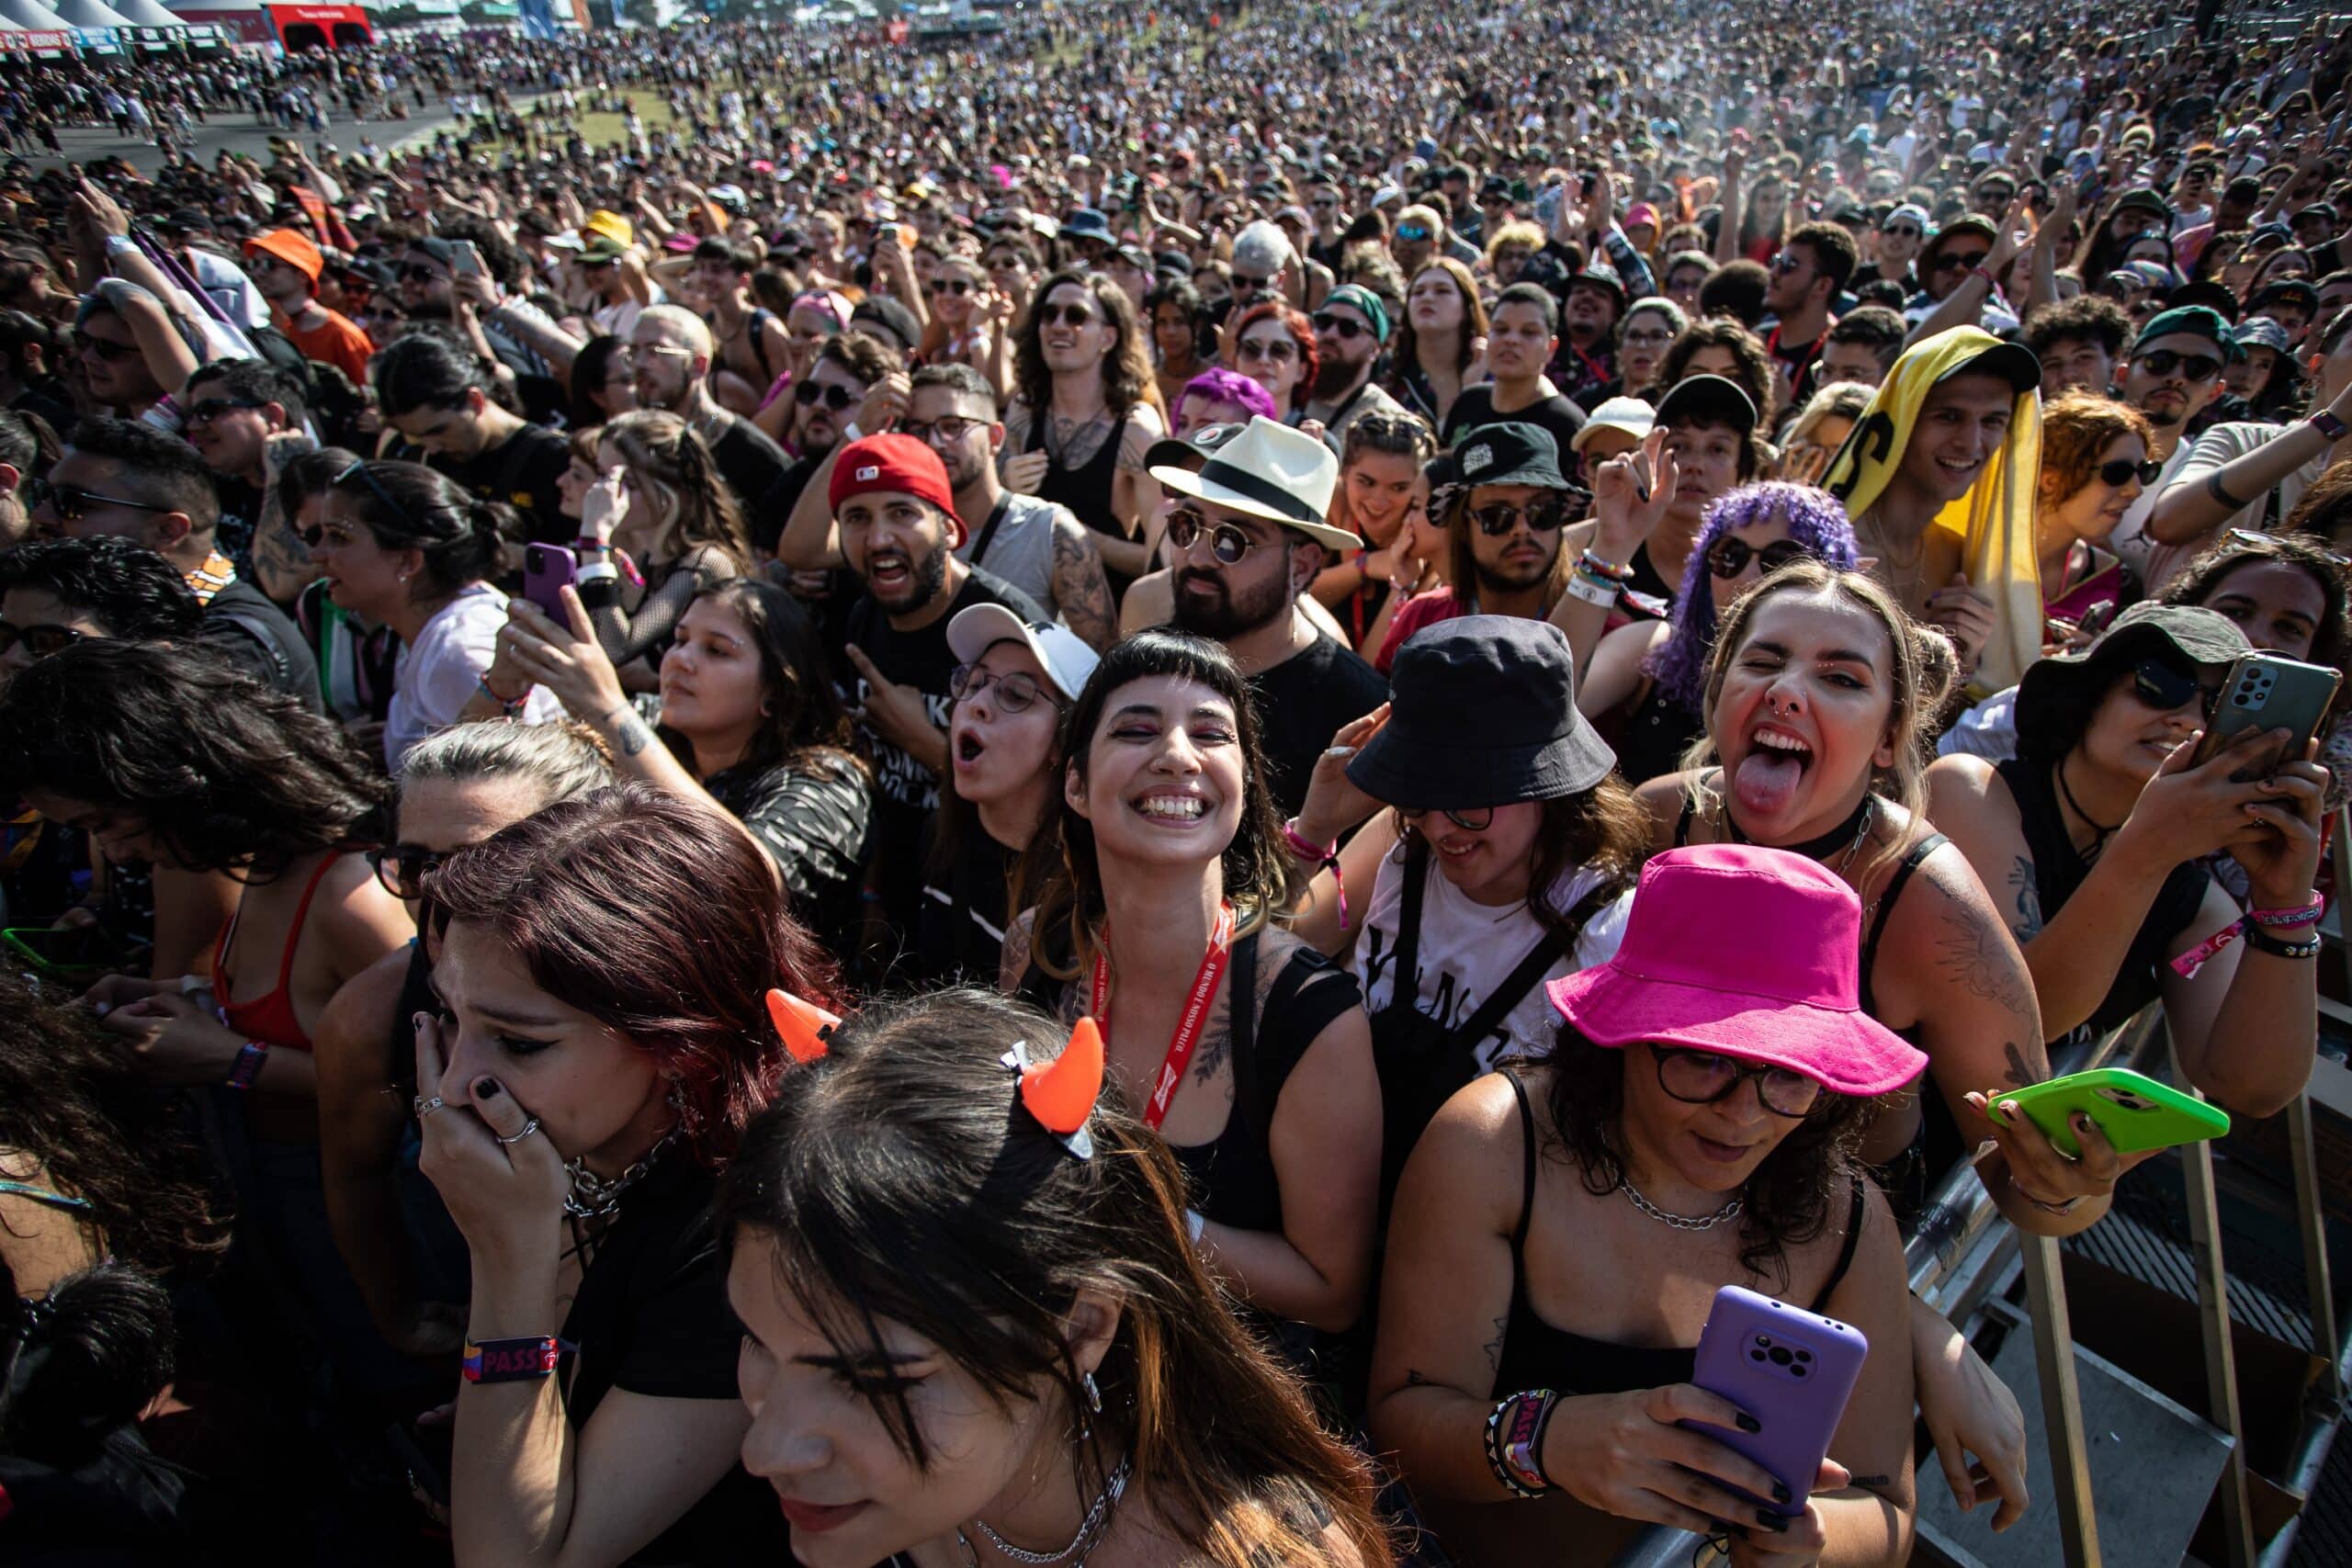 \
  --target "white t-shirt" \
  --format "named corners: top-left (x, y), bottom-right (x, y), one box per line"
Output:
top-left (1351, 853), bottom-right (1631, 1075)
top-left (2113, 423), bottom-right (2327, 593)
top-left (386, 583), bottom-right (560, 768)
